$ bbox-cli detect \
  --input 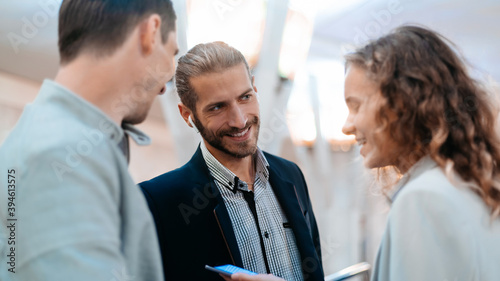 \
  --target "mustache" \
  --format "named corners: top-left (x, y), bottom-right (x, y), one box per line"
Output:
top-left (218, 116), bottom-right (259, 136)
